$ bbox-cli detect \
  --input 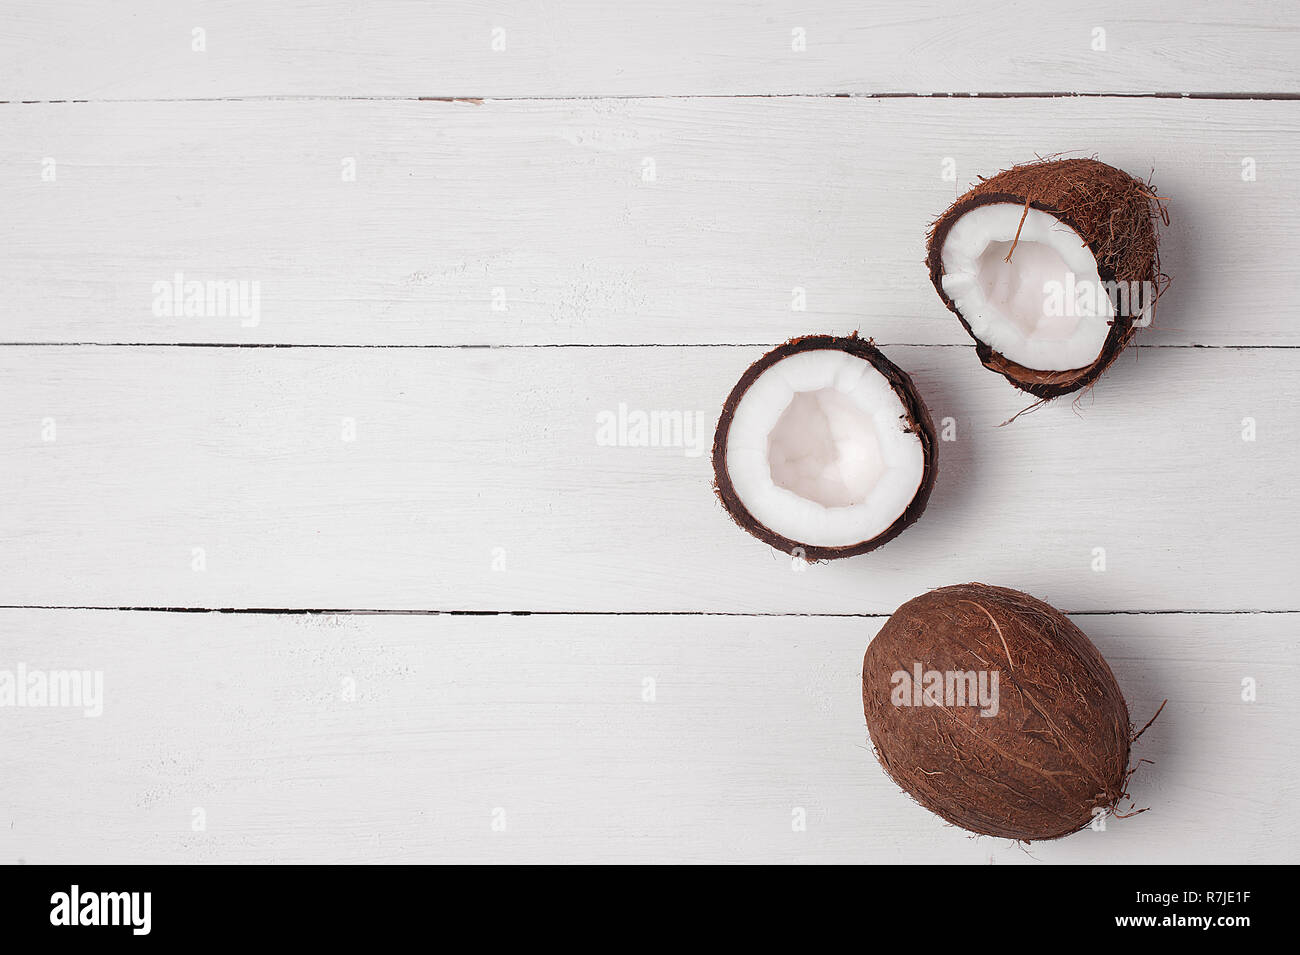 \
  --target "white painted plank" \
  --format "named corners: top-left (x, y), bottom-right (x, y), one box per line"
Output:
top-left (2, 345), bottom-right (1295, 613)
top-left (1, 97), bottom-right (1297, 347)
top-left (2, 1), bottom-right (1297, 99)
top-left (0, 608), bottom-right (1290, 864)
